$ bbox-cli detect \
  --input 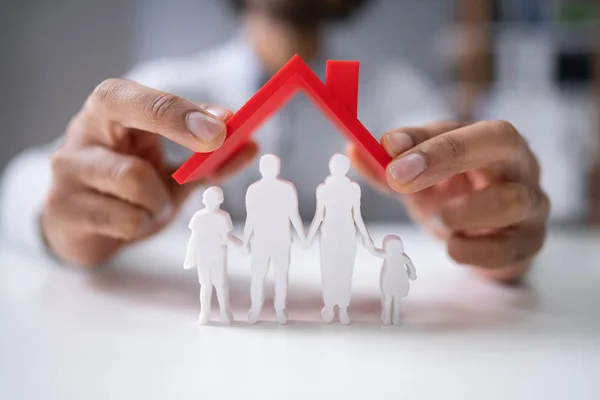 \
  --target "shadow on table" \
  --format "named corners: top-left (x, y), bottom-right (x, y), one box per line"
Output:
top-left (85, 262), bottom-right (537, 333)
top-left (84, 263), bottom-right (245, 312)
top-left (226, 283), bottom-right (537, 334)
